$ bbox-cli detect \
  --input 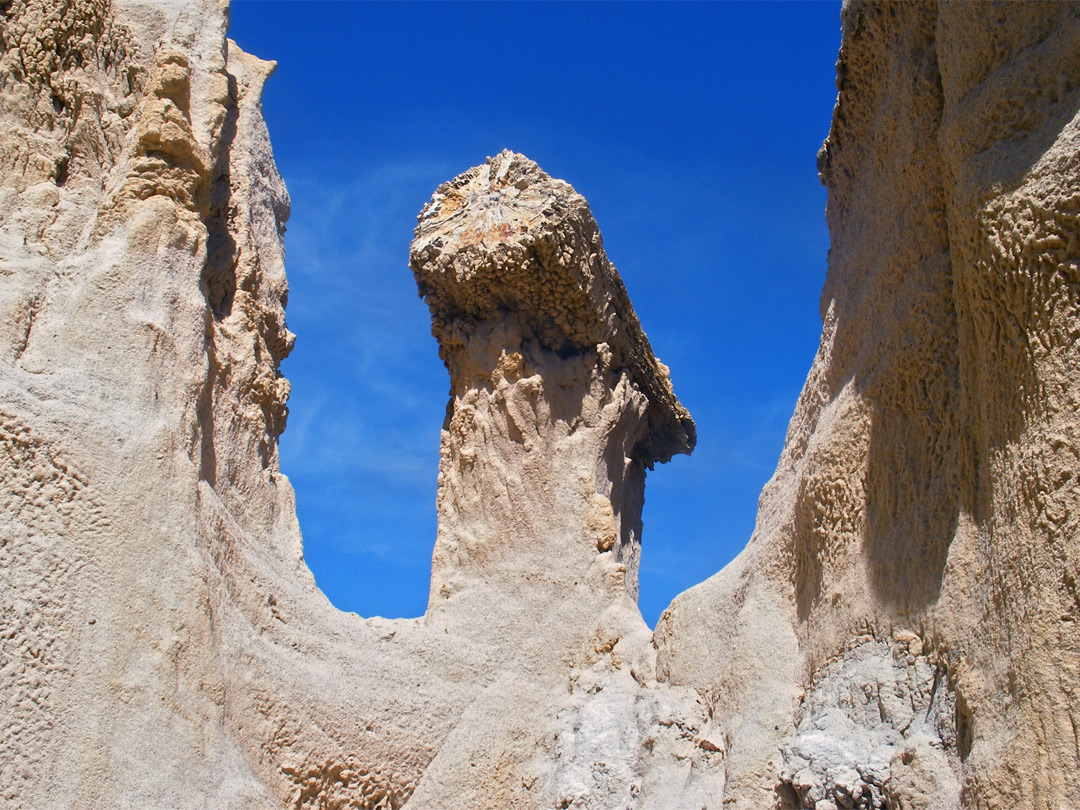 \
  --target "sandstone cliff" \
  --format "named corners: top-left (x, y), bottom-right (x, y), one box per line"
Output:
top-left (0, 4), bottom-right (719, 807)
top-left (2, 1), bottom-right (1078, 809)
top-left (656, 4), bottom-right (1080, 808)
